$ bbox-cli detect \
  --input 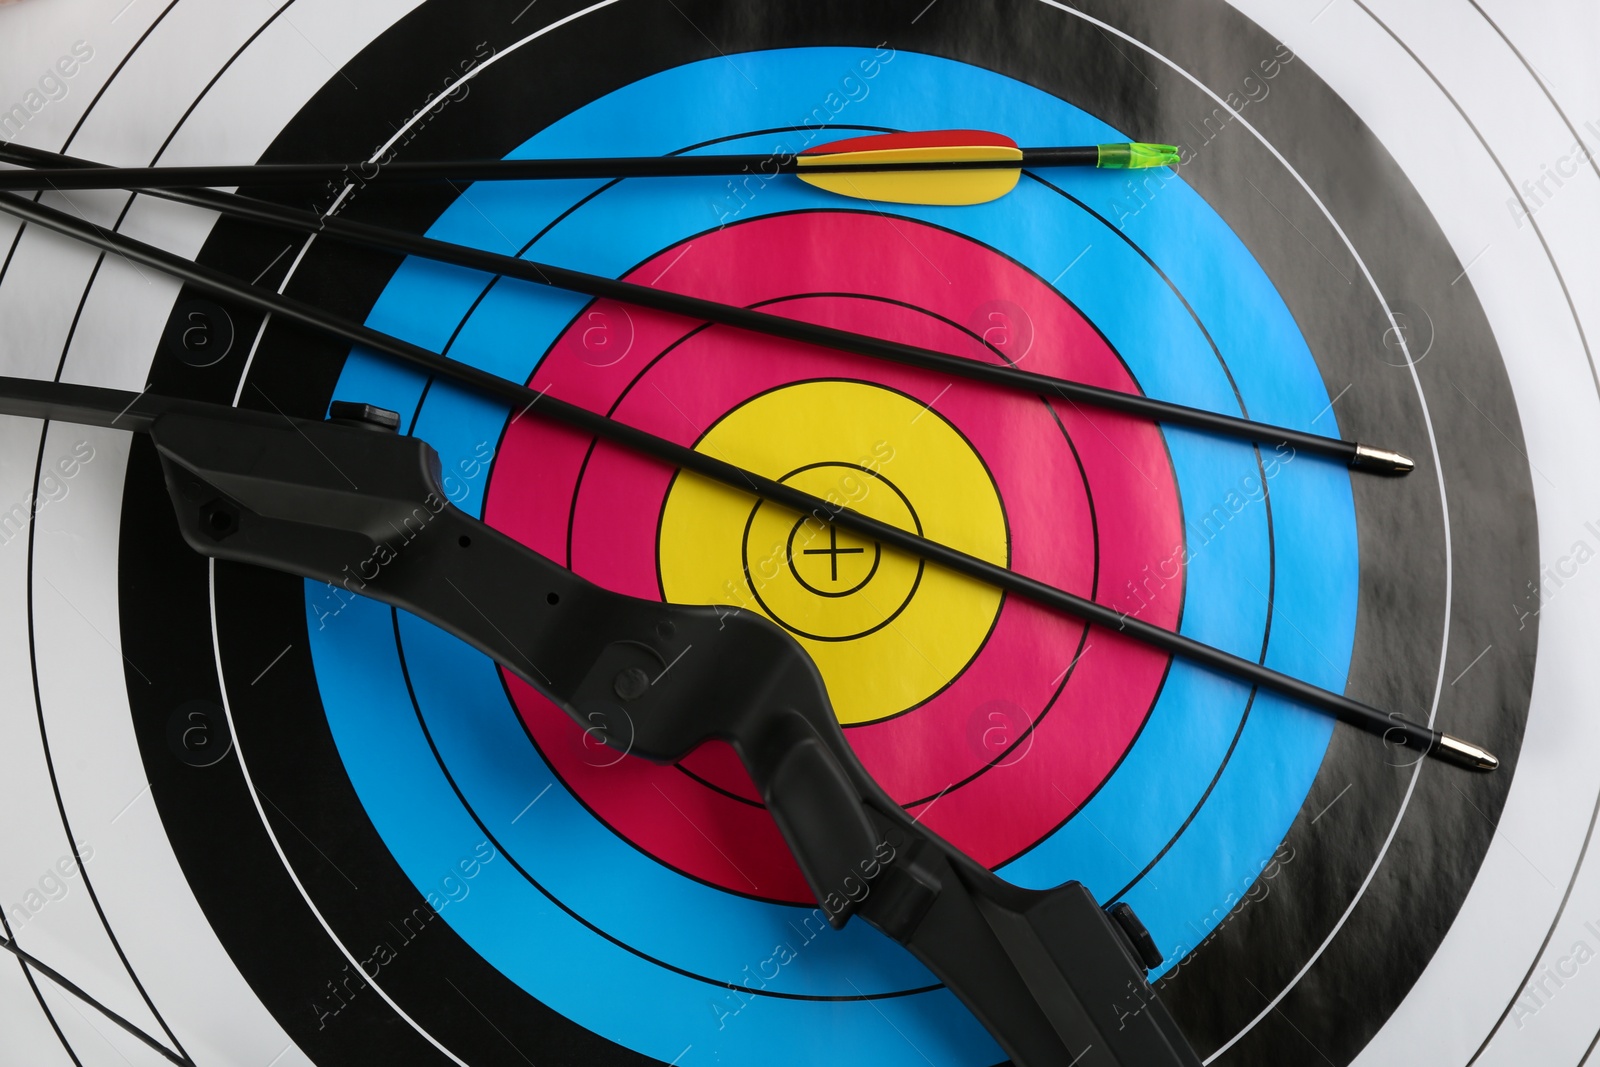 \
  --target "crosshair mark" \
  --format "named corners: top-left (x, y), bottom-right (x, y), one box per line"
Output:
top-left (801, 524), bottom-right (866, 582)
